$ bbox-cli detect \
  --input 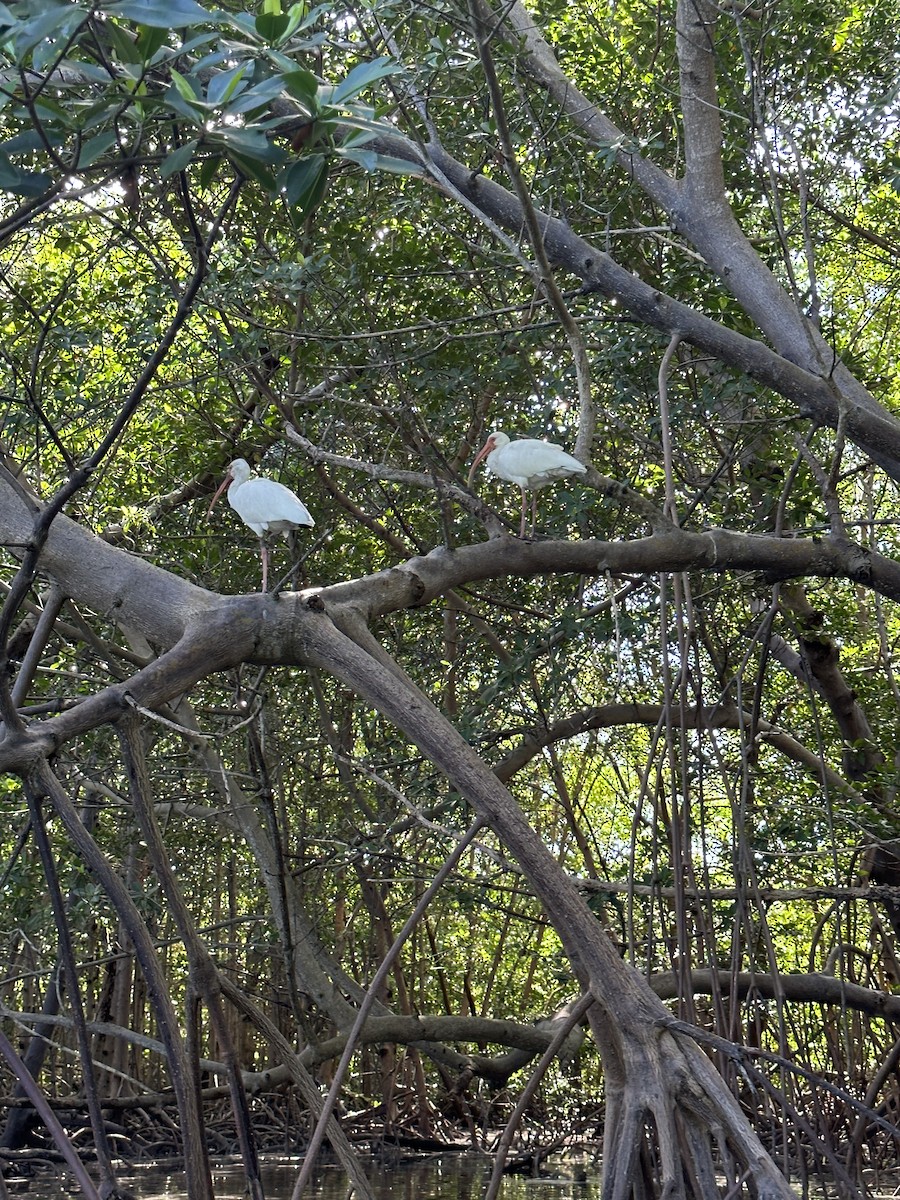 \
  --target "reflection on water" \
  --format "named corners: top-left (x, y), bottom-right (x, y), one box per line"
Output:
top-left (16, 1154), bottom-right (600, 1200)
